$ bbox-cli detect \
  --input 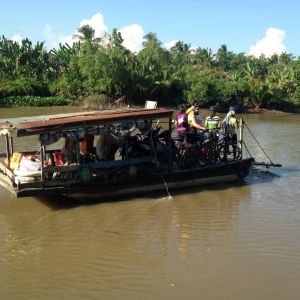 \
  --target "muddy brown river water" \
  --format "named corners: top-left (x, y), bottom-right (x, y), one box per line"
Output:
top-left (0, 107), bottom-right (299, 300)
